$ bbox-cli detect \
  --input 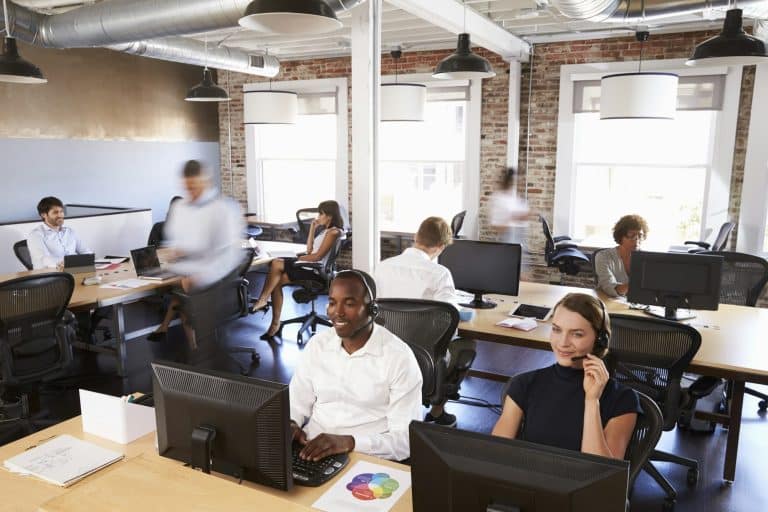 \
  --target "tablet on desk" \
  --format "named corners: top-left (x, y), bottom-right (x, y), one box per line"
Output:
top-left (511, 304), bottom-right (553, 321)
